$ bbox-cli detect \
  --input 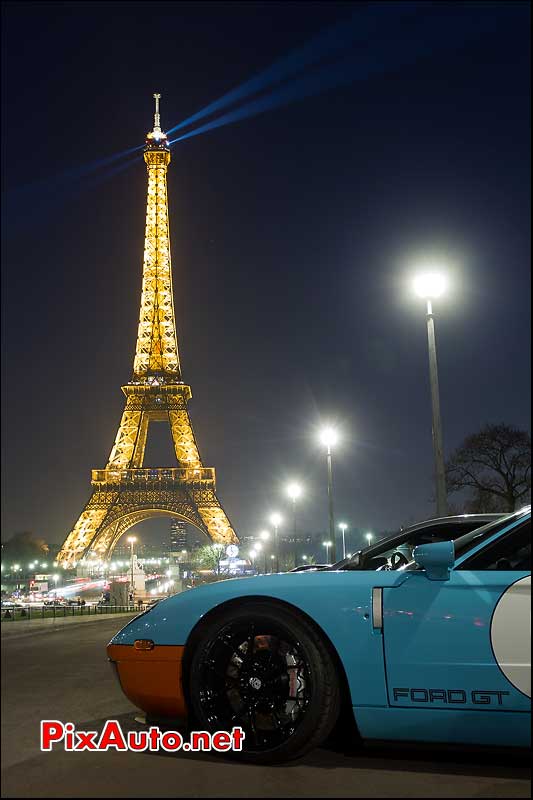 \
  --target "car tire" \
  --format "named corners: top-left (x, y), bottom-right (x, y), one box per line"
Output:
top-left (186, 601), bottom-right (341, 764)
